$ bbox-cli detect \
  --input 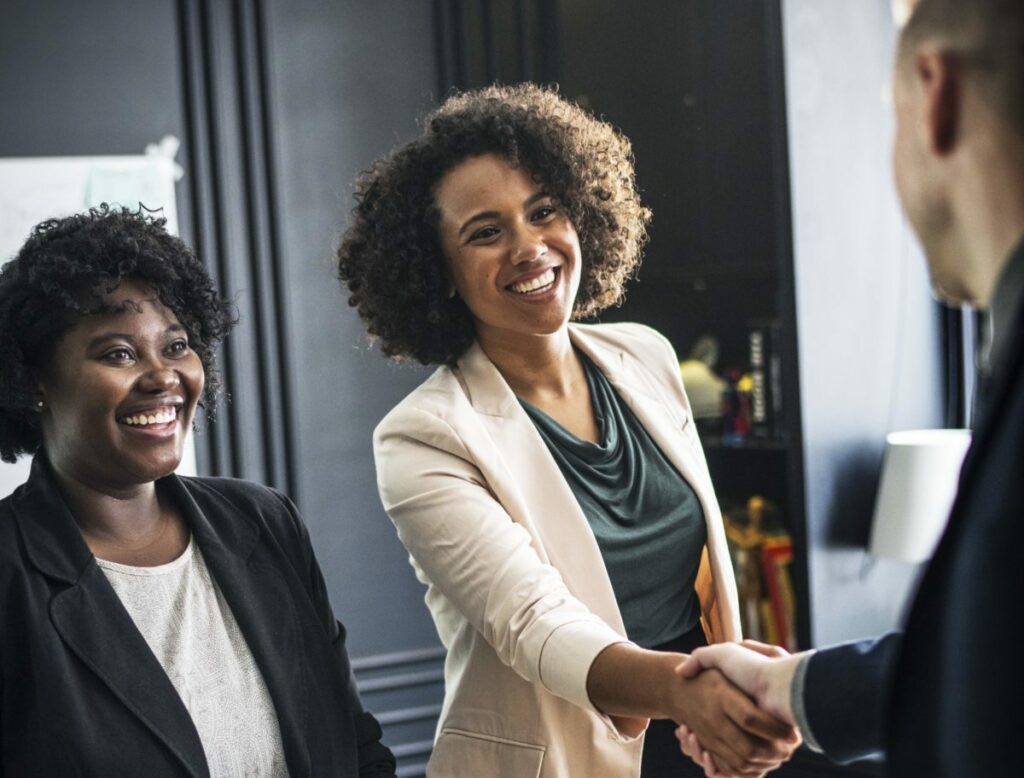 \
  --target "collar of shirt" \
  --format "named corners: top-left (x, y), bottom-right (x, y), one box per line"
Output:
top-left (987, 236), bottom-right (1024, 378)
